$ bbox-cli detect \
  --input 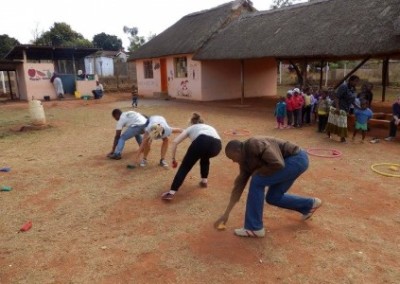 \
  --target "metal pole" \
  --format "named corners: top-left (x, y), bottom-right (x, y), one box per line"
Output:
top-left (279, 61), bottom-right (282, 85)
top-left (382, 57), bottom-right (389, 102)
top-left (241, 60), bottom-right (244, 105)
top-left (325, 62), bottom-right (329, 87)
